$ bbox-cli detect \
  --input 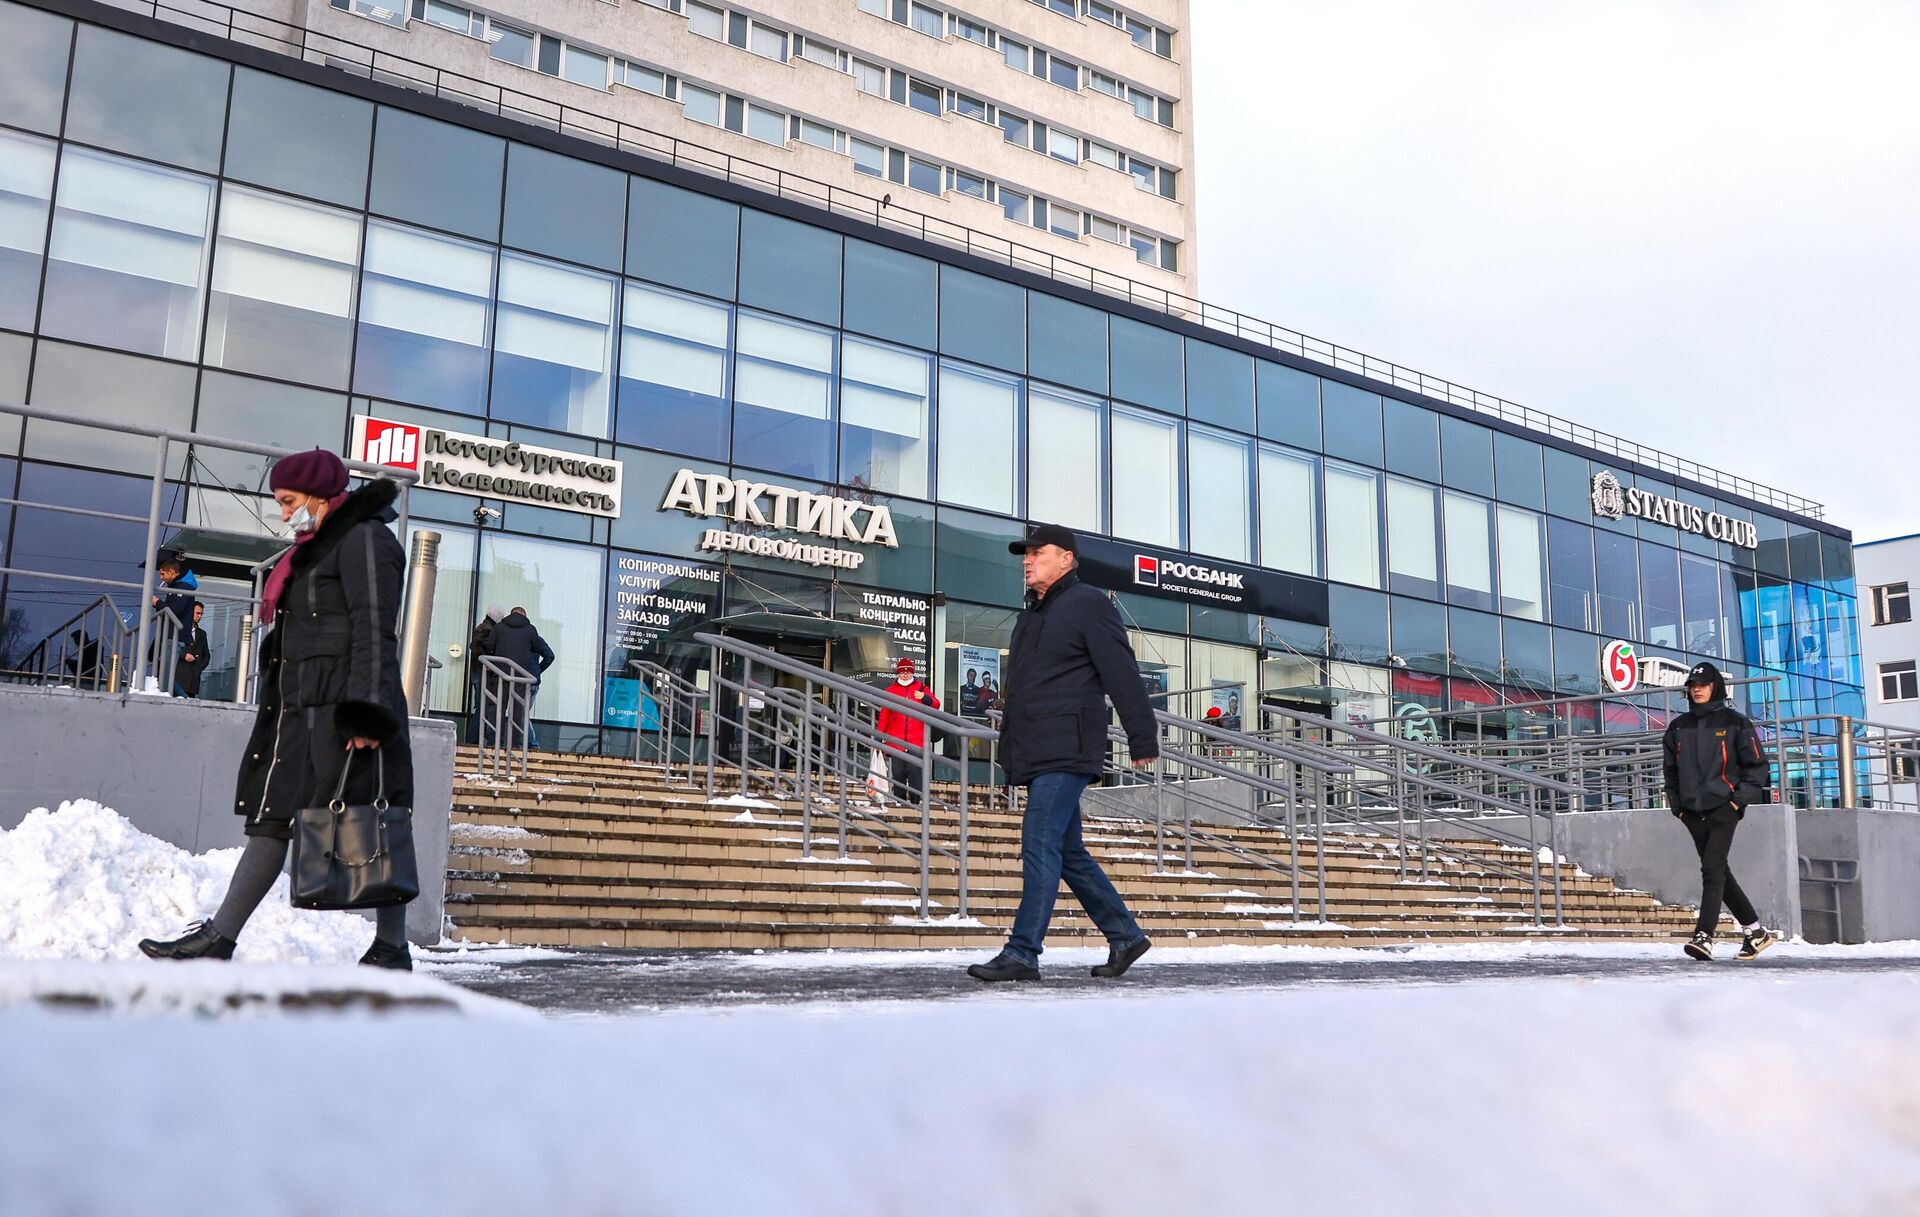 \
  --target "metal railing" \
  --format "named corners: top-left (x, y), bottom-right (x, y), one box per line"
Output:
top-left (694, 631), bottom-right (999, 920)
top-left (12, 594), bottom-right (132, 691)
top-left (0, 400), bottom-right (414, 697)
top-left (474, 655), bottom-right (537, 779)
top-left (628, 659), bottom-right (712, 787)
top-left (75, 0), bottom-right (1827, 520)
